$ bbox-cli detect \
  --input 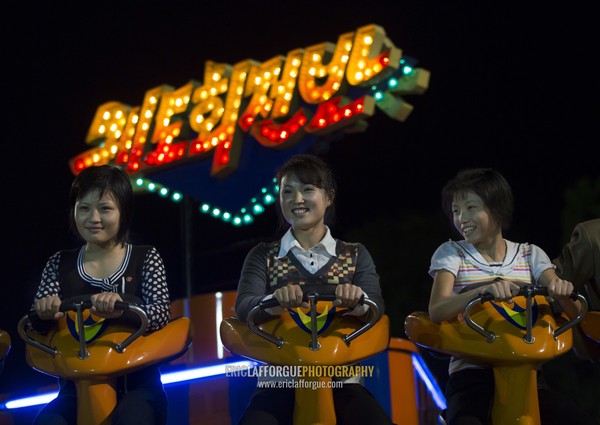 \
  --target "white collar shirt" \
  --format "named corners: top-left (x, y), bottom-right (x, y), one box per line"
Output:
top-left (278, 226), bottom-right (337, 274)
